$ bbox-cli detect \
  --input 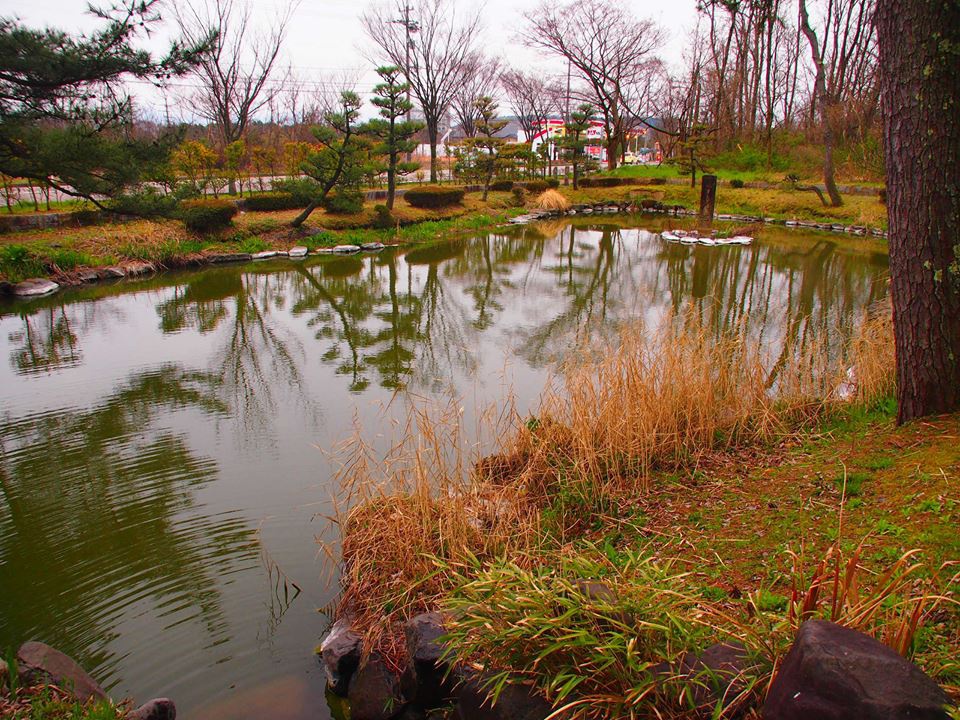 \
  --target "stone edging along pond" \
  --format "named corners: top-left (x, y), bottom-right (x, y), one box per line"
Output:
top-left (317, 606), bottom-right (953, 720)
top-left (0, 203), bottom-right (888, 301)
